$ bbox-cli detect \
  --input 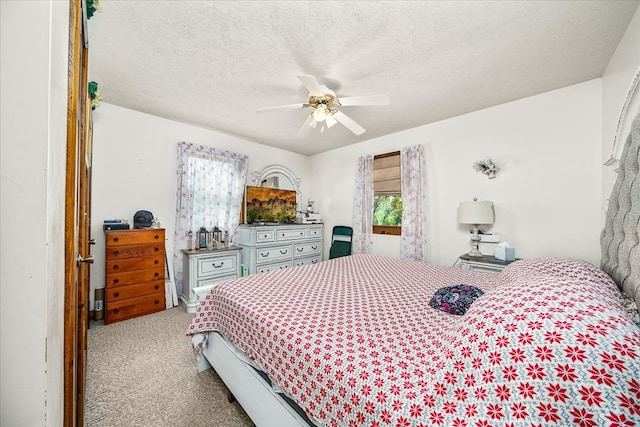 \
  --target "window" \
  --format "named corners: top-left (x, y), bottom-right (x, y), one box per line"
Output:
top-left (373, 151), bottom-right (402, 235)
